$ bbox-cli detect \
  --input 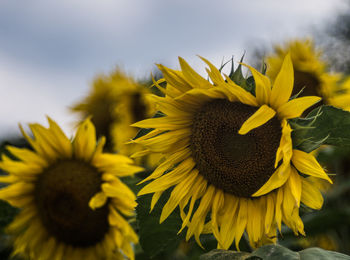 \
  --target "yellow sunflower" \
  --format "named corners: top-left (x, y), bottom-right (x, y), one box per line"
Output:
top-left (132, 55), bottom-right (332, 249)
top-left (71, 68), bottom-right (155, 154)
top-left (0, 118), bottom-right (143, 260)
top-left (111, 77), bottom-right (158, 162)
top-left (266, 39), bottom-right (342, 111)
